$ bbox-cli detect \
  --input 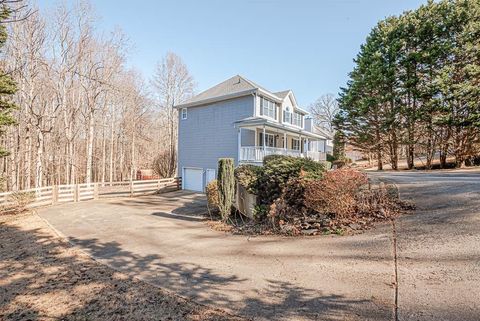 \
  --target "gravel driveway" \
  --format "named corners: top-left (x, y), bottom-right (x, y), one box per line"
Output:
top-left (369, 170), bottom-right (480, 321)
top-left (37, 171), bottom-right (480, 321)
